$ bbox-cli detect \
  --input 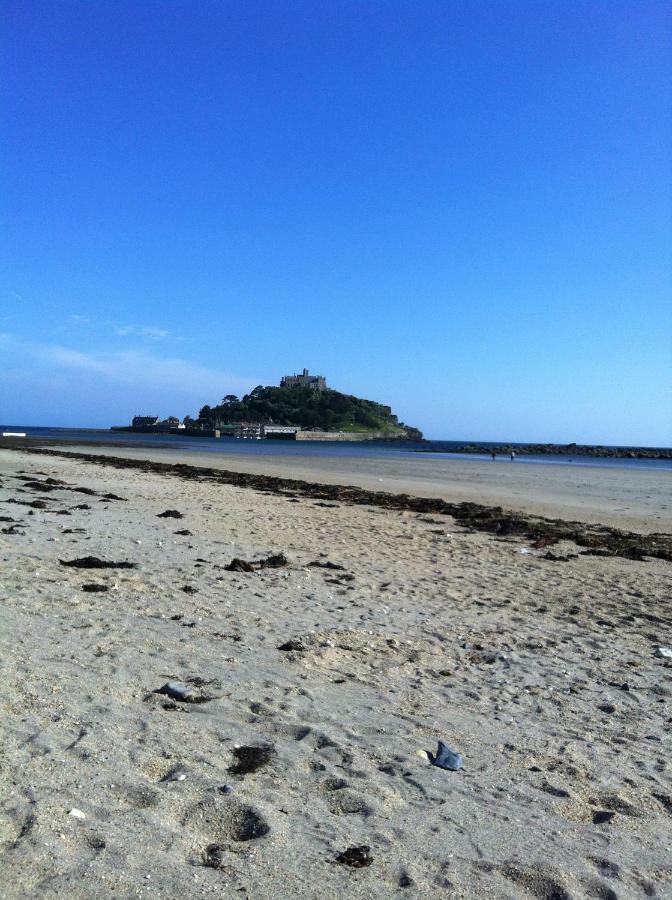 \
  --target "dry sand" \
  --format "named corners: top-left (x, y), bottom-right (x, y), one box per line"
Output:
top-left (1, 447), bottom-right (671, 899)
